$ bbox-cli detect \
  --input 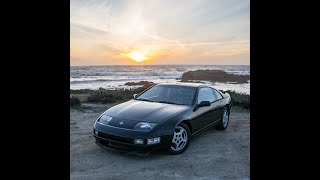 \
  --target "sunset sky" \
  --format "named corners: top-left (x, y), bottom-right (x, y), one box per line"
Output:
top-left (70, 0), bottom-right (250, 66)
